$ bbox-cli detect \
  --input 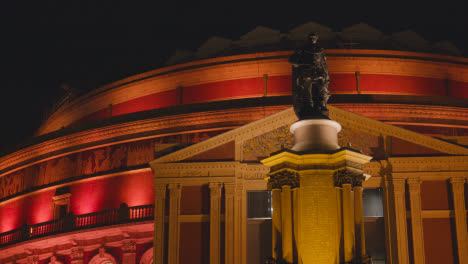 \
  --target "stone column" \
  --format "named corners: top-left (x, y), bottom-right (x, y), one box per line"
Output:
top-left (342, 183), bottom-right (355, 262)
top-left (450, 177), bottom-right (468, 263)
top-left (353, 184), bottom-right (366, 260)
top-left (281, 185), bottom-right (293, 263)
top-left (122, 240), bottom-right (137, 264)
top-left (154, 184), bottom-right (167, 264)
top-left (392, 178), bottom-right (409, 264)
top-left (70, 248), bottom-right (84, 264)
top-left (271, 188), bottom-right (282, 260)
top-left (209, 183), bottom-right (222, 264)
top-left (168, 183), bottom-right (181, 264)
top-left (407, 178), bottom-right (425, 264)
top-left (224, 183), bottom-right (235, 264)
top-left (382, 179), bottom-right (394, 264)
